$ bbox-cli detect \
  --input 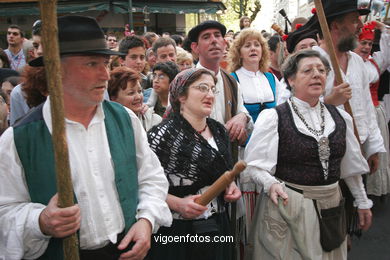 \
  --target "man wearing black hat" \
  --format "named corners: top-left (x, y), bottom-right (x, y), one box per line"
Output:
top-left (286, 26), bottom-right (318, 54)
top-left (0, 16), bottom-right (171, 260)
top-left (189, 20), bottom-right (252, 144)
top-left (310, 0), bottom-right (380, 235)
top-left (312, 0), bottom-right (384, 174)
